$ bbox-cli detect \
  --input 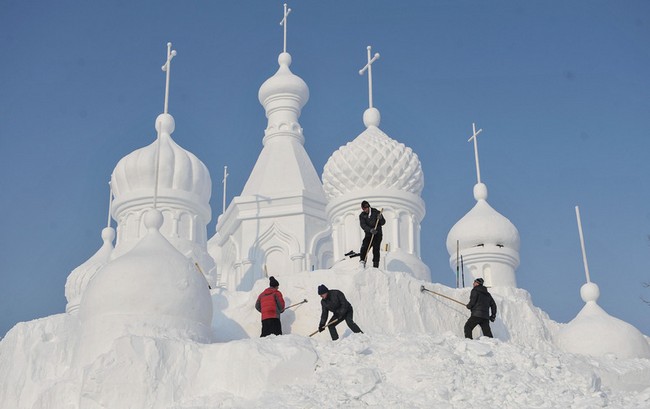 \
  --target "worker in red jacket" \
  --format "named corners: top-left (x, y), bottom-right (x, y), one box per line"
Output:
top-left (255, 276), bottom-right (286, 337)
